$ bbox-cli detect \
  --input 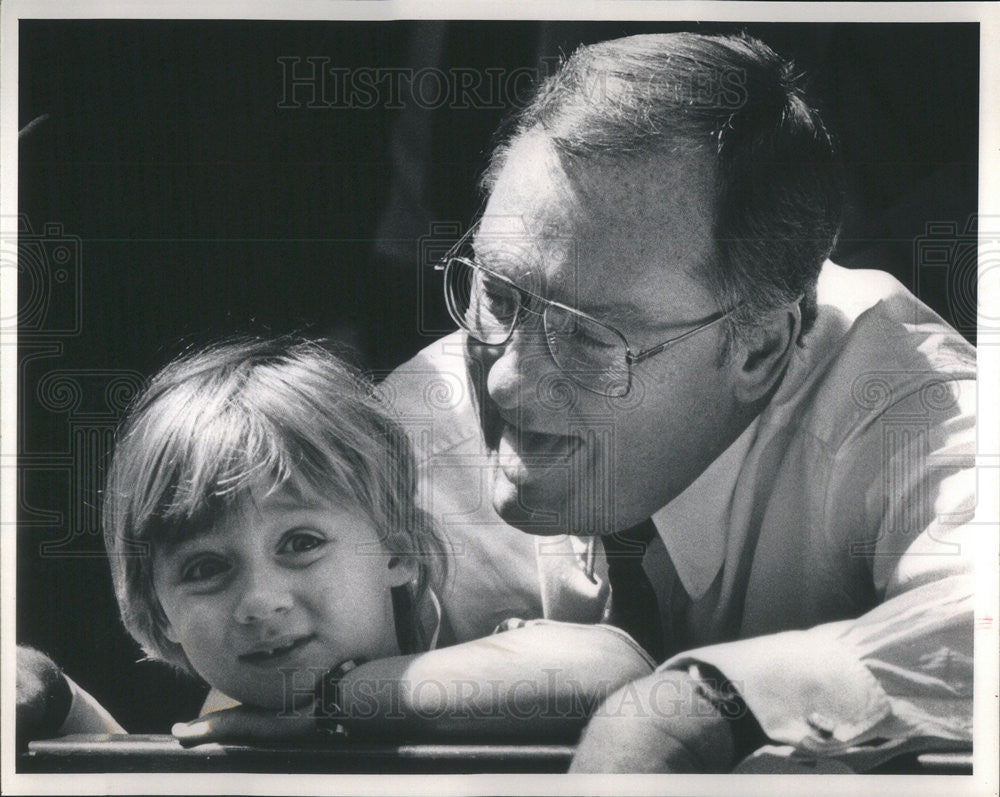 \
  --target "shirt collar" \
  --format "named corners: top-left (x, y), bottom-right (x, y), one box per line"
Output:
top-left (650, 416), bottom-right (759, 600)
